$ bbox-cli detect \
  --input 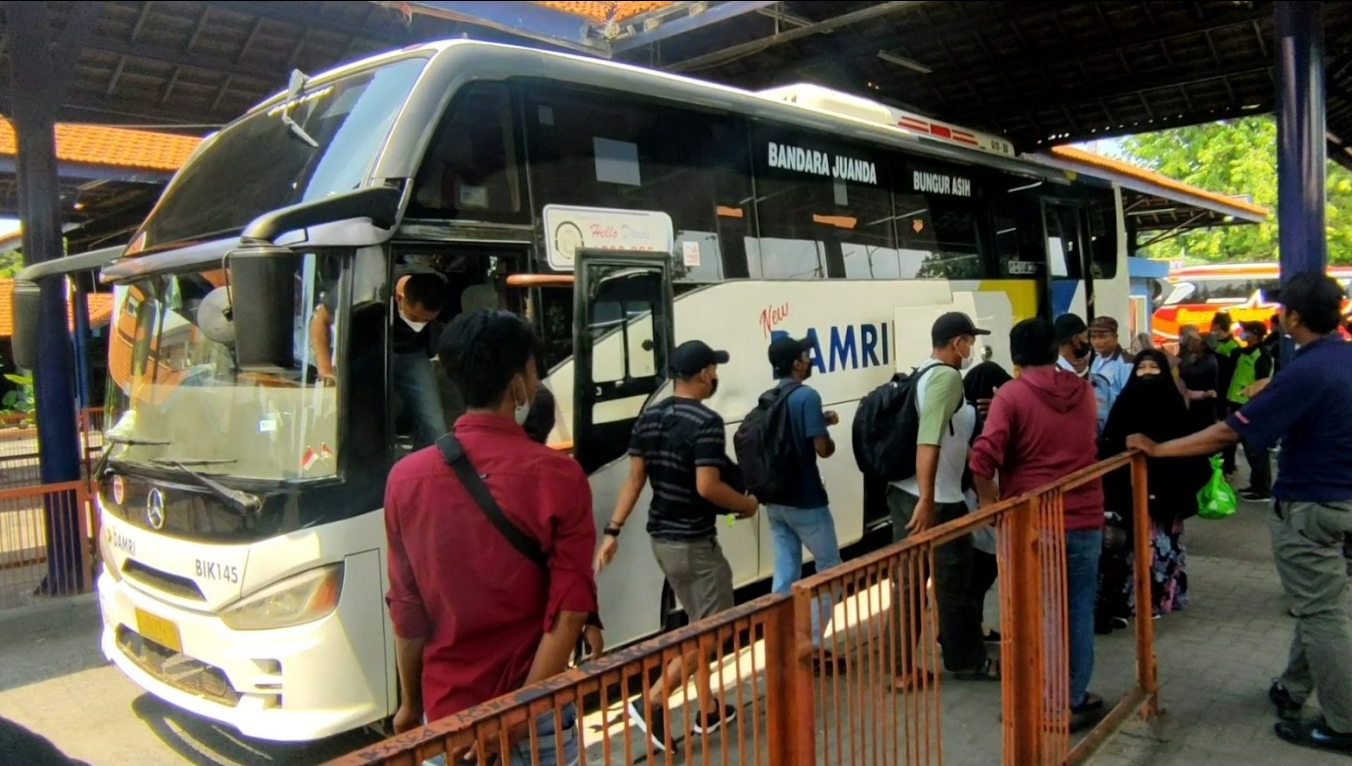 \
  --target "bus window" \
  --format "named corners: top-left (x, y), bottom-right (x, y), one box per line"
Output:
top-left (409, 83), bottom-right (524, 224)
top-left (894, 162), bottom-right (988, 280)
top-left (1043, 203), bottom-right (1084, 280)
top-left (522, 84), bottom-right (734, 283)
top-left (993, 179), bottom-right (1049, 279)
top-left (1088, 196), bottom-right (1119, 279)
top-left (749, 123), bottom-right (893, 281)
